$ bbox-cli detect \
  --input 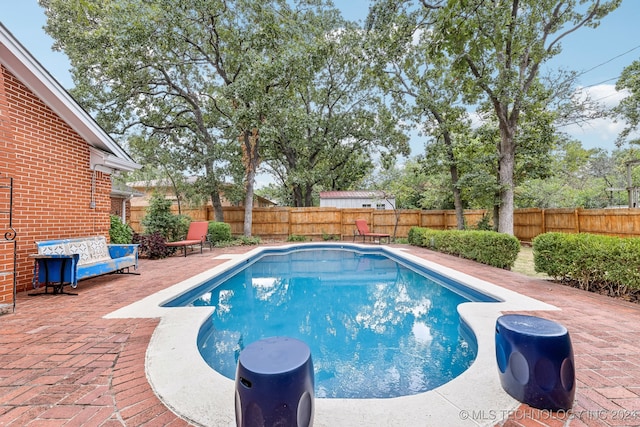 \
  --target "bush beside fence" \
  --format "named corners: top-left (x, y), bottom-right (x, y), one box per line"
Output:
top-left (532, 232), bottom-right (640, 294)
top-left (408, 227), bottom-right (521, 269)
